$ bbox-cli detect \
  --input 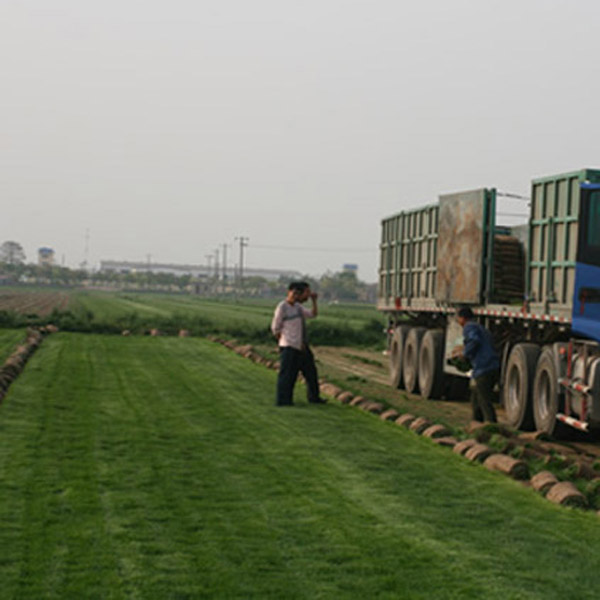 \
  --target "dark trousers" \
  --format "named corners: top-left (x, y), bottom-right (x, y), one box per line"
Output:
top-left (276, 346), bottom-right (320, 406)
top-left (470, 370), bottom-right (498, 423)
